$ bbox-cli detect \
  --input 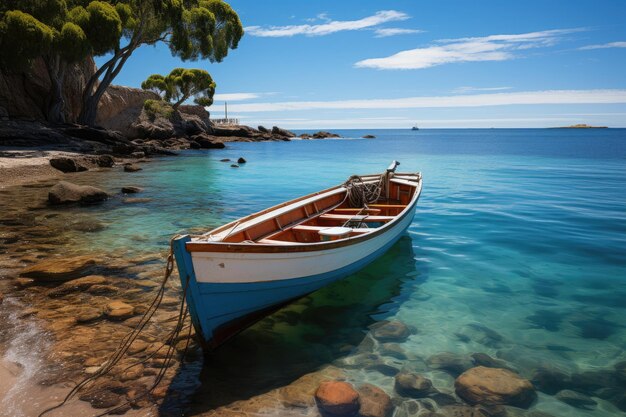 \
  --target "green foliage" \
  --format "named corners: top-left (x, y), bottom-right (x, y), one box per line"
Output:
top-left (141, 67), bottom-right (216, 109)
top-left (0, 10), bottom-right (54, 69)
top-left (58, 22), bottom-right (90, 62)
top-left (143, 98), bottom-right (174, 119)
top-left (84, 1), bottom-right (122, 55)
